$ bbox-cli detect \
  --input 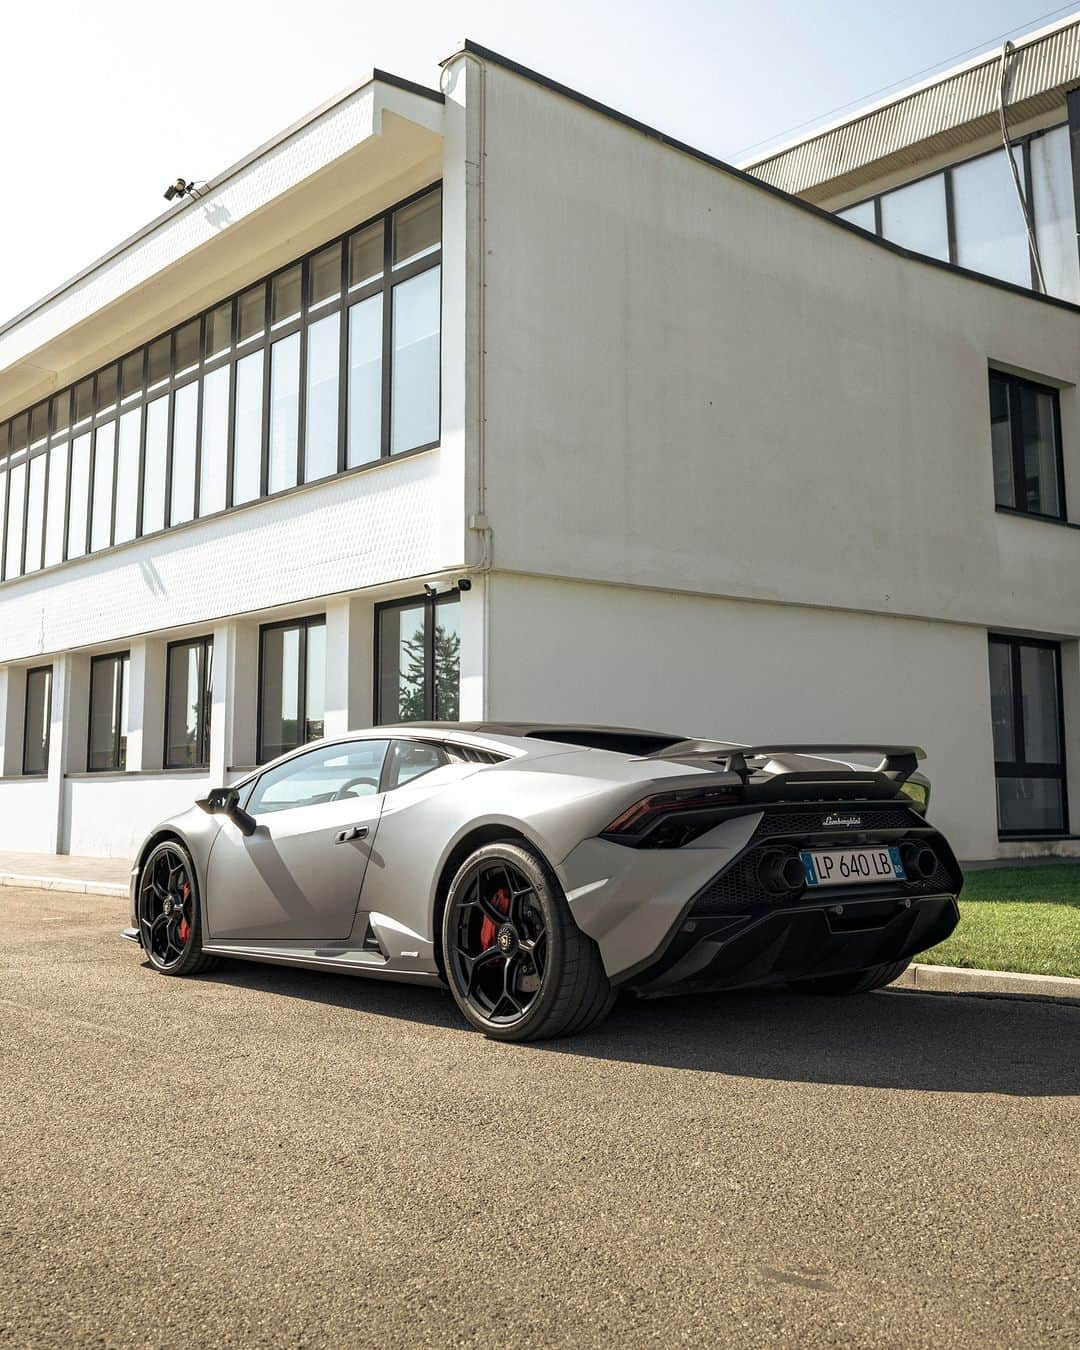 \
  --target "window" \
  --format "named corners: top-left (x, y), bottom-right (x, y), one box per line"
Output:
top-left (989, 636), bottom-right (1067, 835)
top-left (88, 651), bottom-right (129, 772)
top-left (165, 637), bottom-right (213, 768)
top-left (879, 174), bottom-right (949, 261)
top-left (248, 739), bottom-right (389, 815)
top-left (953, 147), bottom-right (1030, 288)
top-left (385, 739), bottom-right (450, 790)
top-left (258, 616), bottom-right (326, 762)
top-left (23, 666), bottom-right (52, 775)
top-left (375, 591), bottom-right (460, 724)
top-left (836, 200), bottom-right (875, 231)
top-left (0, 183), bottom-right (441, 589)
top-left (988, 371), bottom-right (1064, 519)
